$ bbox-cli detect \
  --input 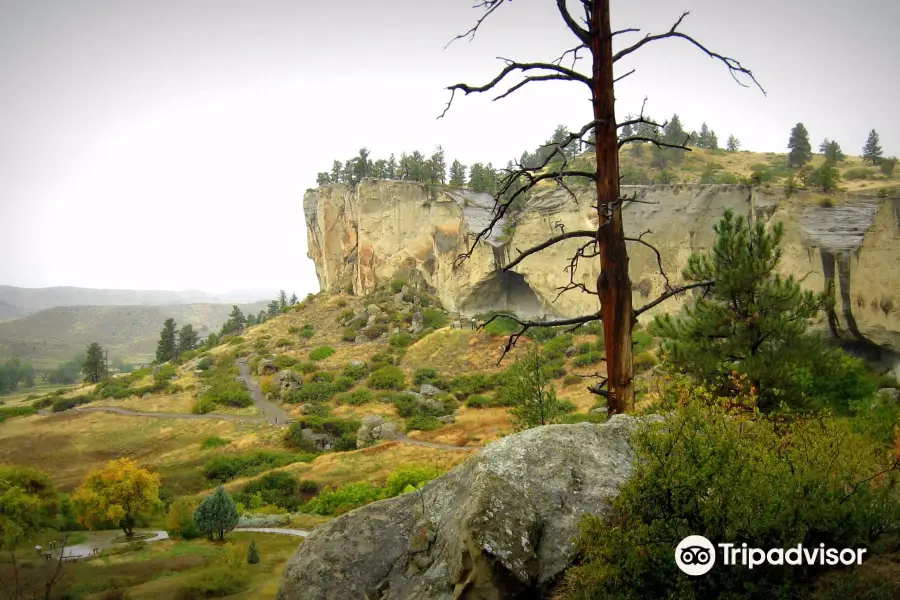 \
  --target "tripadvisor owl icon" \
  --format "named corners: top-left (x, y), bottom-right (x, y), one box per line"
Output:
top-left (675, 535), bottom-right (716, 576)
